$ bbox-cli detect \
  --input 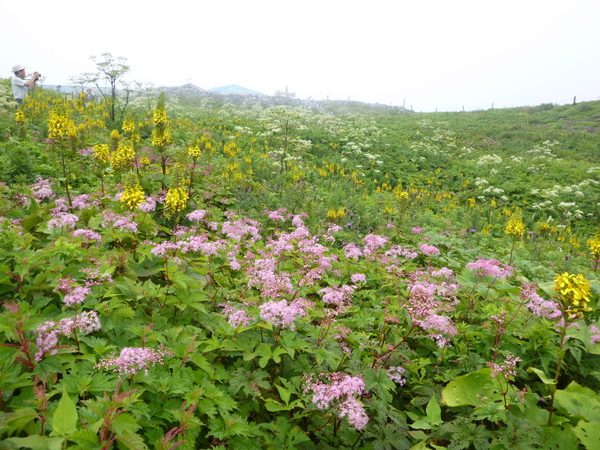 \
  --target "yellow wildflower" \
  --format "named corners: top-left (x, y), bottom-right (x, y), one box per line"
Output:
top-left (93, 144), bottom-right (111, 164)
top-left (505, 218), bottom-right (525, 238)
top-left (553, 272), bottom-right (592, 316)
top-left (224, 142), bottom-right (237, 157)
top-left (152, 128), bottom-right (173, 147)
top-left (15, 110), bottom-right (25, 123)
top-left (588, 236), bottom-right (600, 259)
top-left (110, 142), bottom-right (135, 171)
top-left (188, 145), bottom-right (201, 158)
top-left (48, 110), bottom-right (69, 139)
top-left (165, 187), bottom-right (189, 213)
top-left (120, 184), bottom-right (145, 210)
top-left (153, 108), bottom-right (167, 125)
top-left (122, 117), bottom-right (136, 134)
